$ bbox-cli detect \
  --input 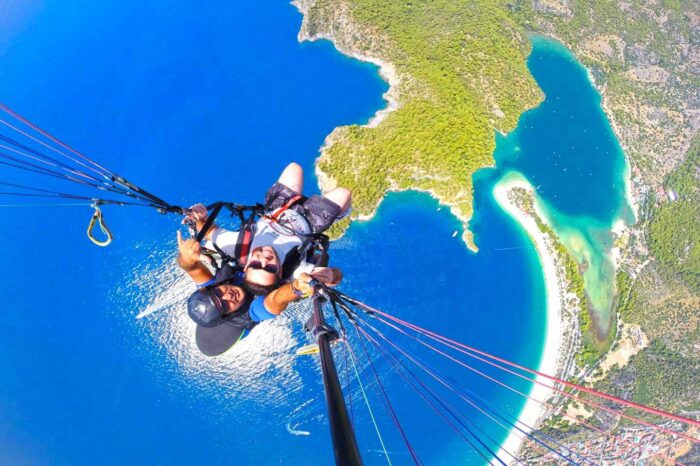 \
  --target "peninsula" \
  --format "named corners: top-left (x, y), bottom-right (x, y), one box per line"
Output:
top-left (294, 0), bottom-right (542, 249)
